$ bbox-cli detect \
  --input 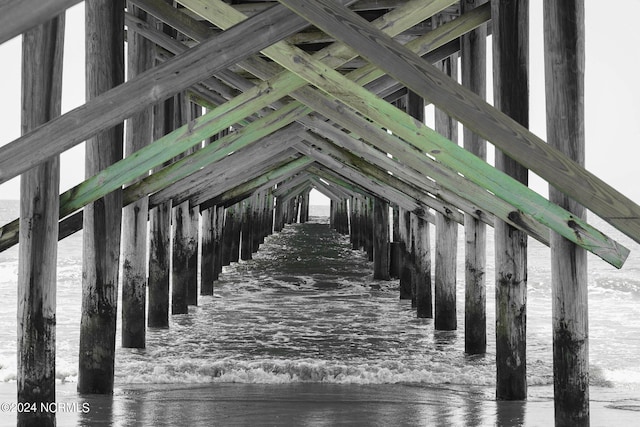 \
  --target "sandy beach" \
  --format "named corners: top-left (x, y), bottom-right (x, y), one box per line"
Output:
top-left (2, 382), bottom-right (639, 426)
